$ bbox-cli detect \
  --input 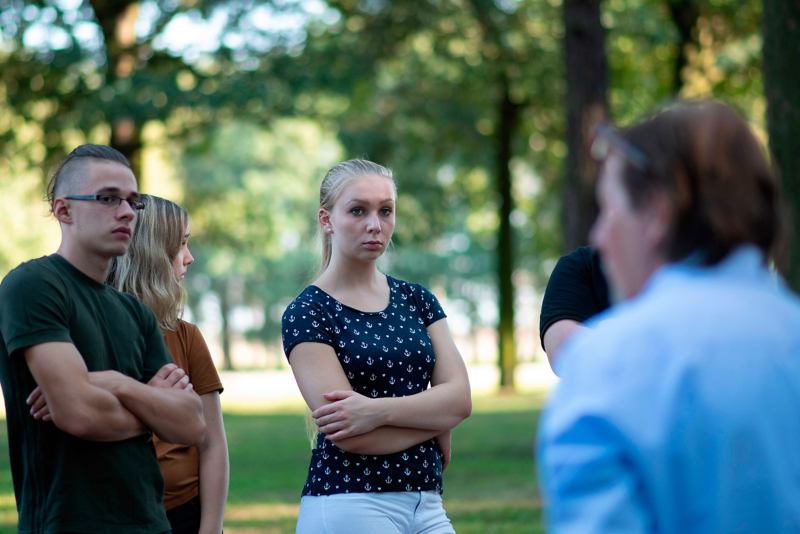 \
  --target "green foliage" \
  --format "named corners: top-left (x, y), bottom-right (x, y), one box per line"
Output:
top-left (605, 0), bottom-right (764, 126)
top-left (0, 0), bottom-right (781, 358)
top-left (177, 118), bottom-right (343, 341)
top-left (294, 0), bottom-right (568, 286)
